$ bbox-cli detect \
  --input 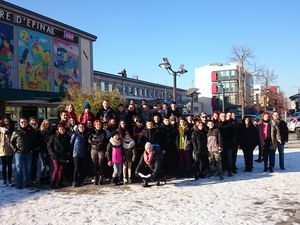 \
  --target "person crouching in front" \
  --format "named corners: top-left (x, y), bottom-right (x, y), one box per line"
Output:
top-left (135, 142), bottom-right (163, 187)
